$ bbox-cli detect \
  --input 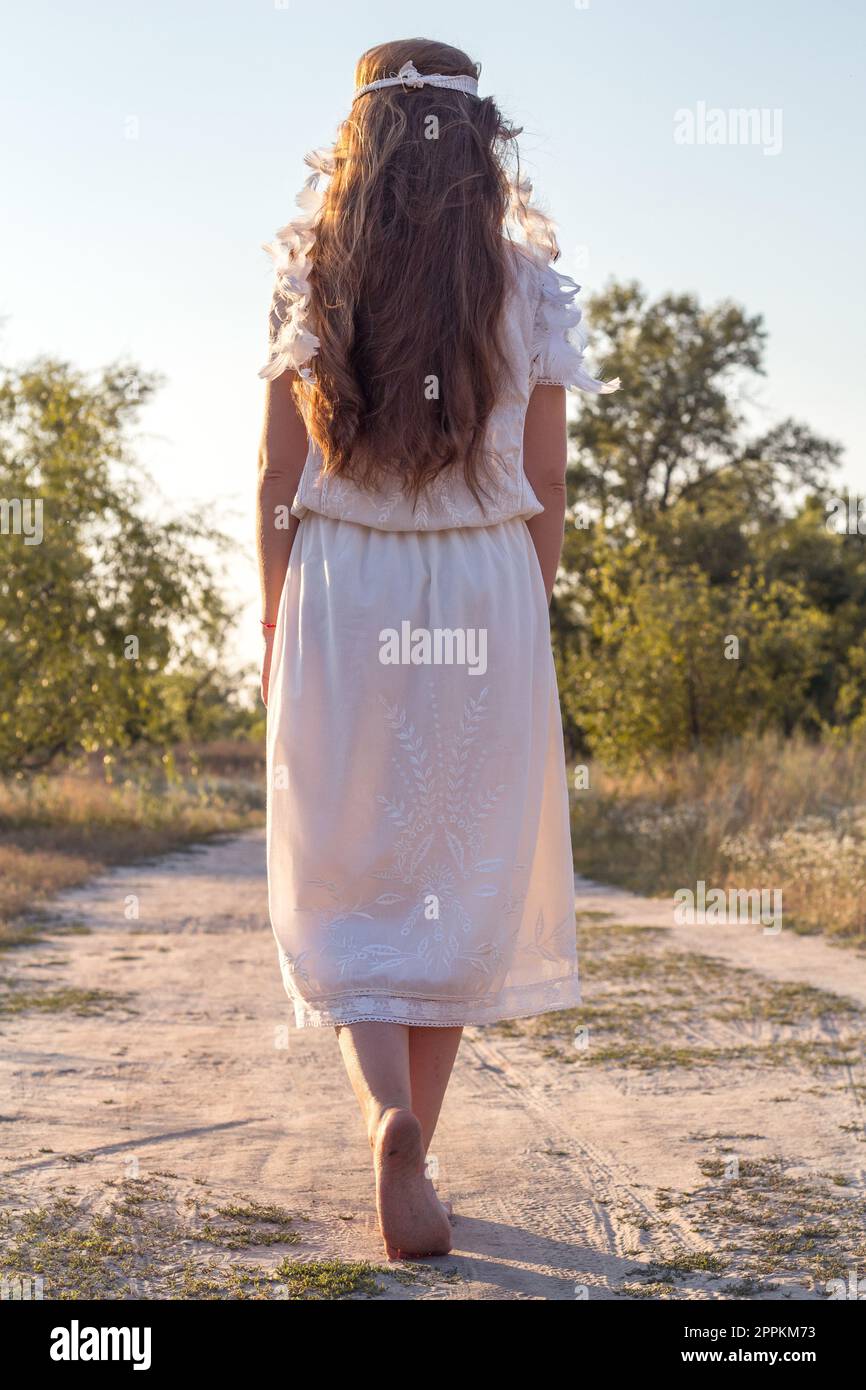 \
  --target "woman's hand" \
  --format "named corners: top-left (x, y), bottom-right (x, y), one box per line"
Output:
top-left (260, 628), bottom-right (275, 708)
